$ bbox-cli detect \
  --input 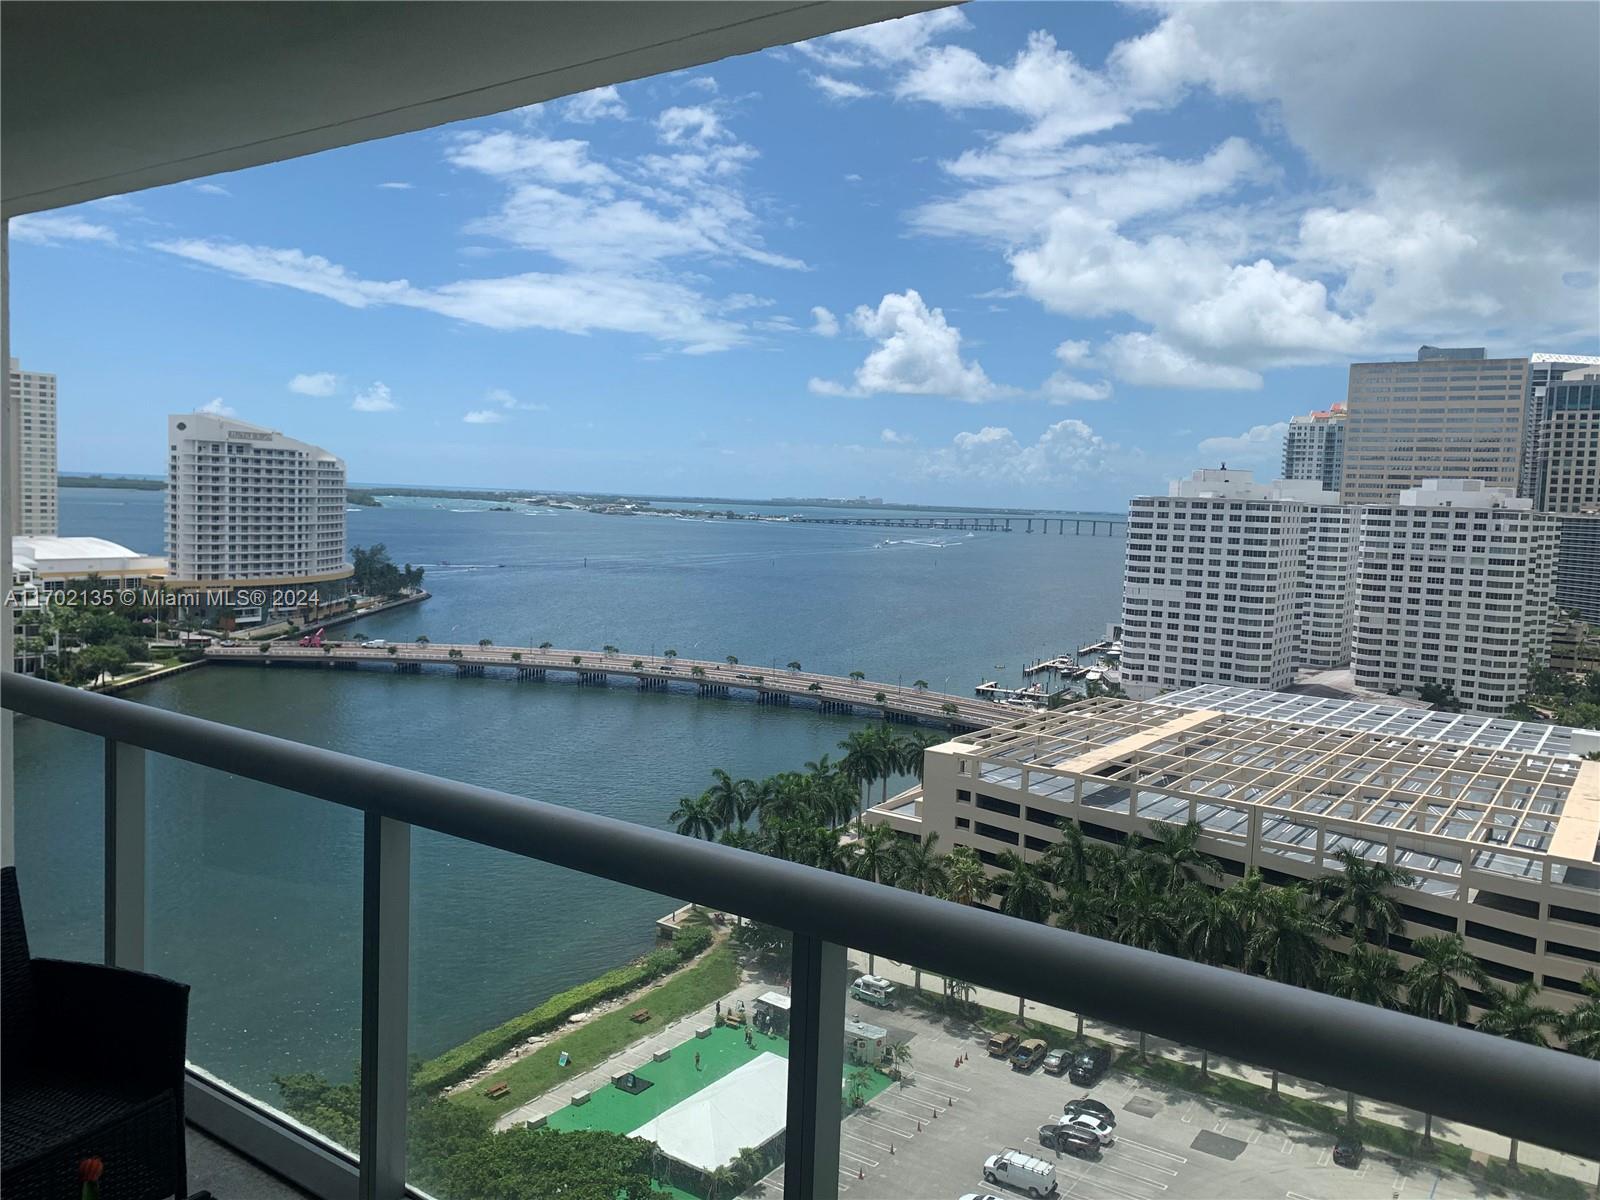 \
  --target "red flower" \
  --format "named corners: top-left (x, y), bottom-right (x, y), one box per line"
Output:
top-left (79, 1158), bottom-right (105, 1182)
